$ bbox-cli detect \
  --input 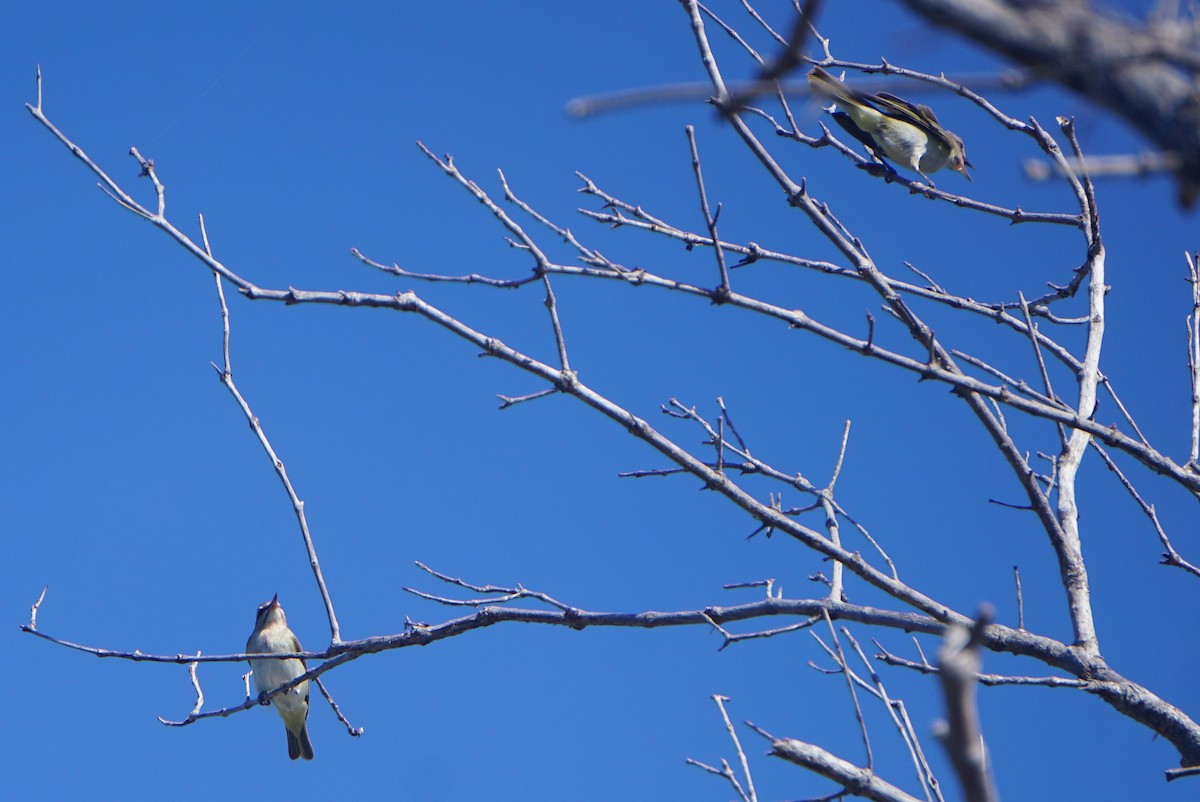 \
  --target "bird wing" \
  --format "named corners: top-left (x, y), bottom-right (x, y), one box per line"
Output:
top-left (288, 632), bottom-right (310, 697)
top-left (873, 92), bottom-right (954, 149)
top-left (830, 111), bottom-right (883, 153)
